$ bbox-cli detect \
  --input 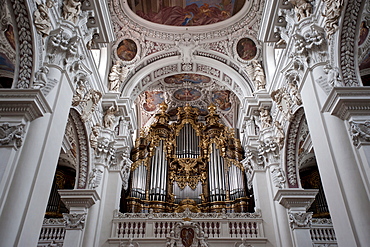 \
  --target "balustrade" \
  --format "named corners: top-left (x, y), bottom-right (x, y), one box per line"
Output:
top-left (310, 219), bottom-right (337, 246)
top-left (110, 210), bottom-right (264, 241)
top-left (37, 218), bottom-right (65, 247)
